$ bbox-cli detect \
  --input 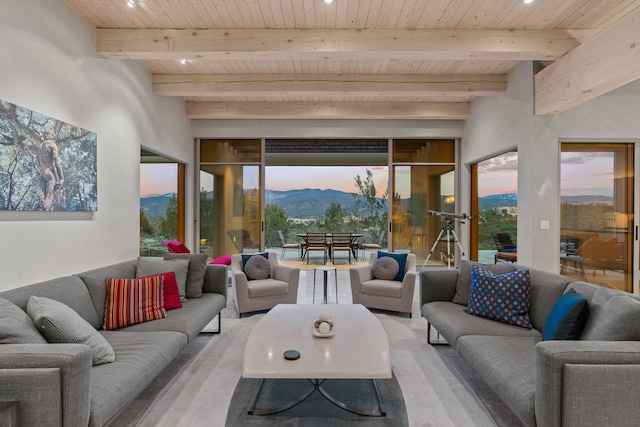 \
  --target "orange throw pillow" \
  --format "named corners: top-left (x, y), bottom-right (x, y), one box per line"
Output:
top-left (104, 276), bottom-right (166, 330)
